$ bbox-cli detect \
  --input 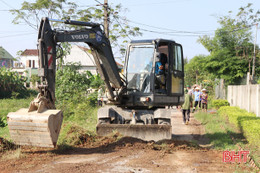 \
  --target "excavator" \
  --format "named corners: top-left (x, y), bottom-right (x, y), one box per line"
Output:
top-left (7, 17), bottom-right (184, 148)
